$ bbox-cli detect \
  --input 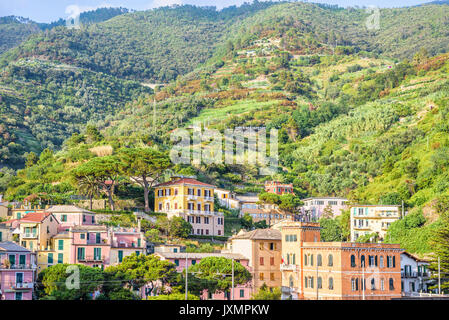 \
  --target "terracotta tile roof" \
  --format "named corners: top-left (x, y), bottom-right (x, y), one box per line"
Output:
top-left (20, 212), bottom-right (51, 223)
top-left (155, 178), bottom-right (215, 188)
top-left (0, 218), bottom-right (18, 225)
top-left (232, 228), bottom-right (282, 240)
